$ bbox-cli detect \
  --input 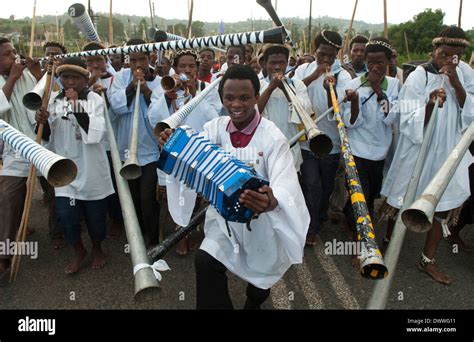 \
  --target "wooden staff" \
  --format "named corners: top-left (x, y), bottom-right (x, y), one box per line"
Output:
top-left (458, 0), bottom-right (463, 28)
top-left (341, 0), bottom-right (358, 61)
top-left (187, 0), bottom-right (194, 38)
top-left (9, 61), bottom-right (55, 282)
top-left (29, 0), bottom-right (37, 58)
top-left (404, 31), bottom-right (411, 61)
top-left (109, 0), bottom-right (113, 44)
top-left (383, 0), bottom-right (388, 38)
top-left (149, 0), bottom-right (154, 28)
